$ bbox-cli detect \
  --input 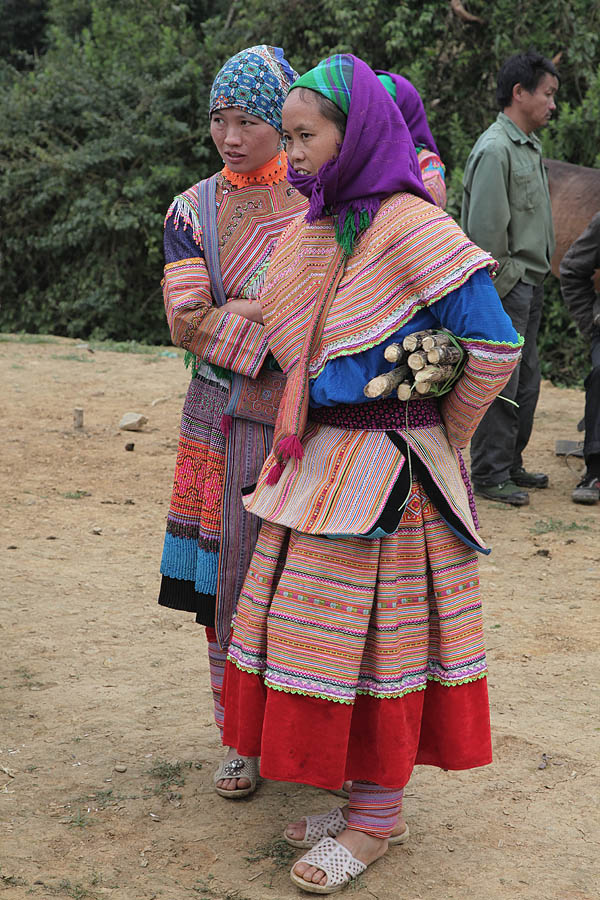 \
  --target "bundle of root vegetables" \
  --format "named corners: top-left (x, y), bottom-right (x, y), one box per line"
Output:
top-left (364, 329), bottom-right (465, 401)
